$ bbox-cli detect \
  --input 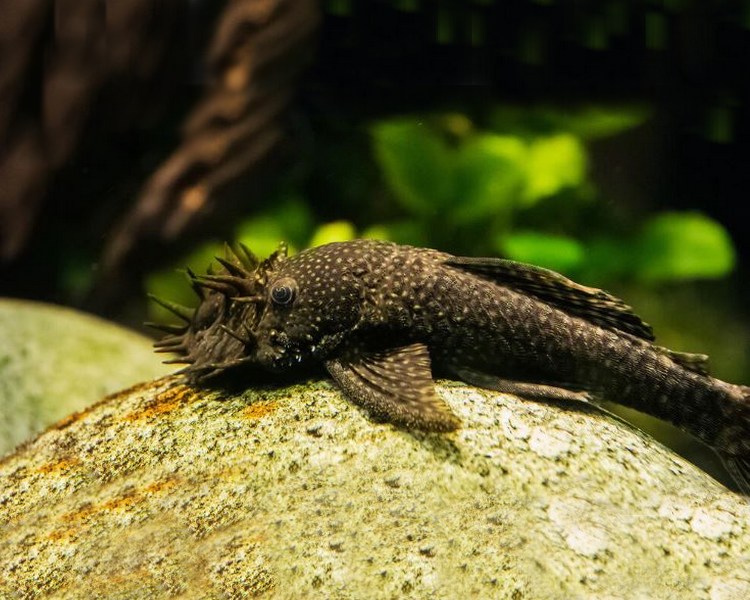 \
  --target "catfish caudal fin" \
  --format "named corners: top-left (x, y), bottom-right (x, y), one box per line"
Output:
top-left (716, 386), bottom-right (750, 496)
